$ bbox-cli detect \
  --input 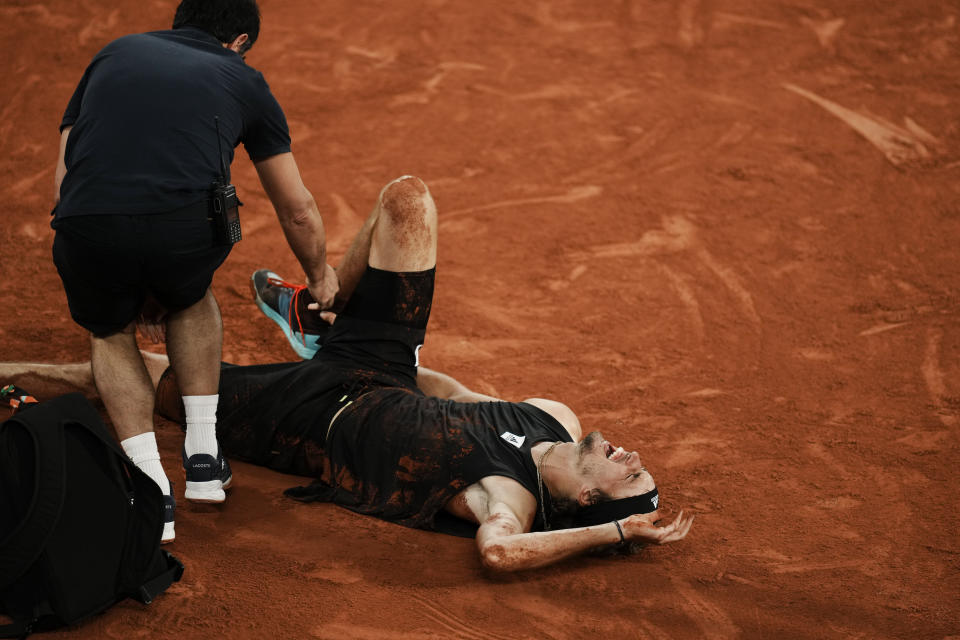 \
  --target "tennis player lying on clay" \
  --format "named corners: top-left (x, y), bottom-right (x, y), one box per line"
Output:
top-left (2, 176), bottom-right (692, 571)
